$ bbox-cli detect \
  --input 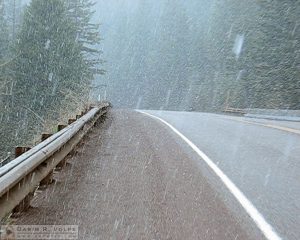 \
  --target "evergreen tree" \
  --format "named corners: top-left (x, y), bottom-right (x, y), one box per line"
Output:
top-left (12, 0), bottom-right (86, 115)
top-left (245, 0), bottom-right (300, 109)
top-left (3, 0), bottom-right (88, 155)
top-left (1, 0), bottom-right (104, 160)
top-left (0, 0), bottom-right (9, 61)
top-left (66, 0), bottom-right (104, 98)
top-left (0, 0), bottom-right (10, 94)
